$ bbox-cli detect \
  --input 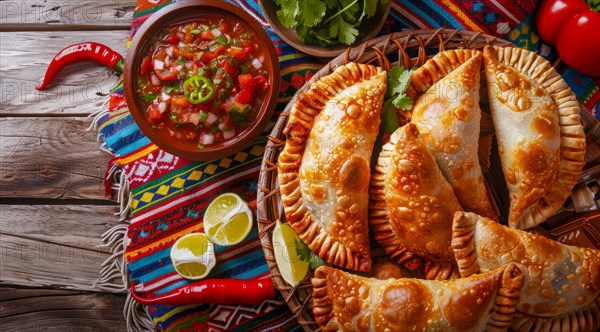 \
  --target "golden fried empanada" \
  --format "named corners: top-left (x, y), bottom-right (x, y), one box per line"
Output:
top-left (312, 264), bottom-right (524, 332)
top-left (278, 63), bottom-right (387, 272)
top-left (452, 211), bottom-right (600, 331)
top-left (370, 123), bottom-right (462, 278)
top-left (409, 49), bottom-right (497, 220)
top-left (483, 46), bottom-right (585, 229)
